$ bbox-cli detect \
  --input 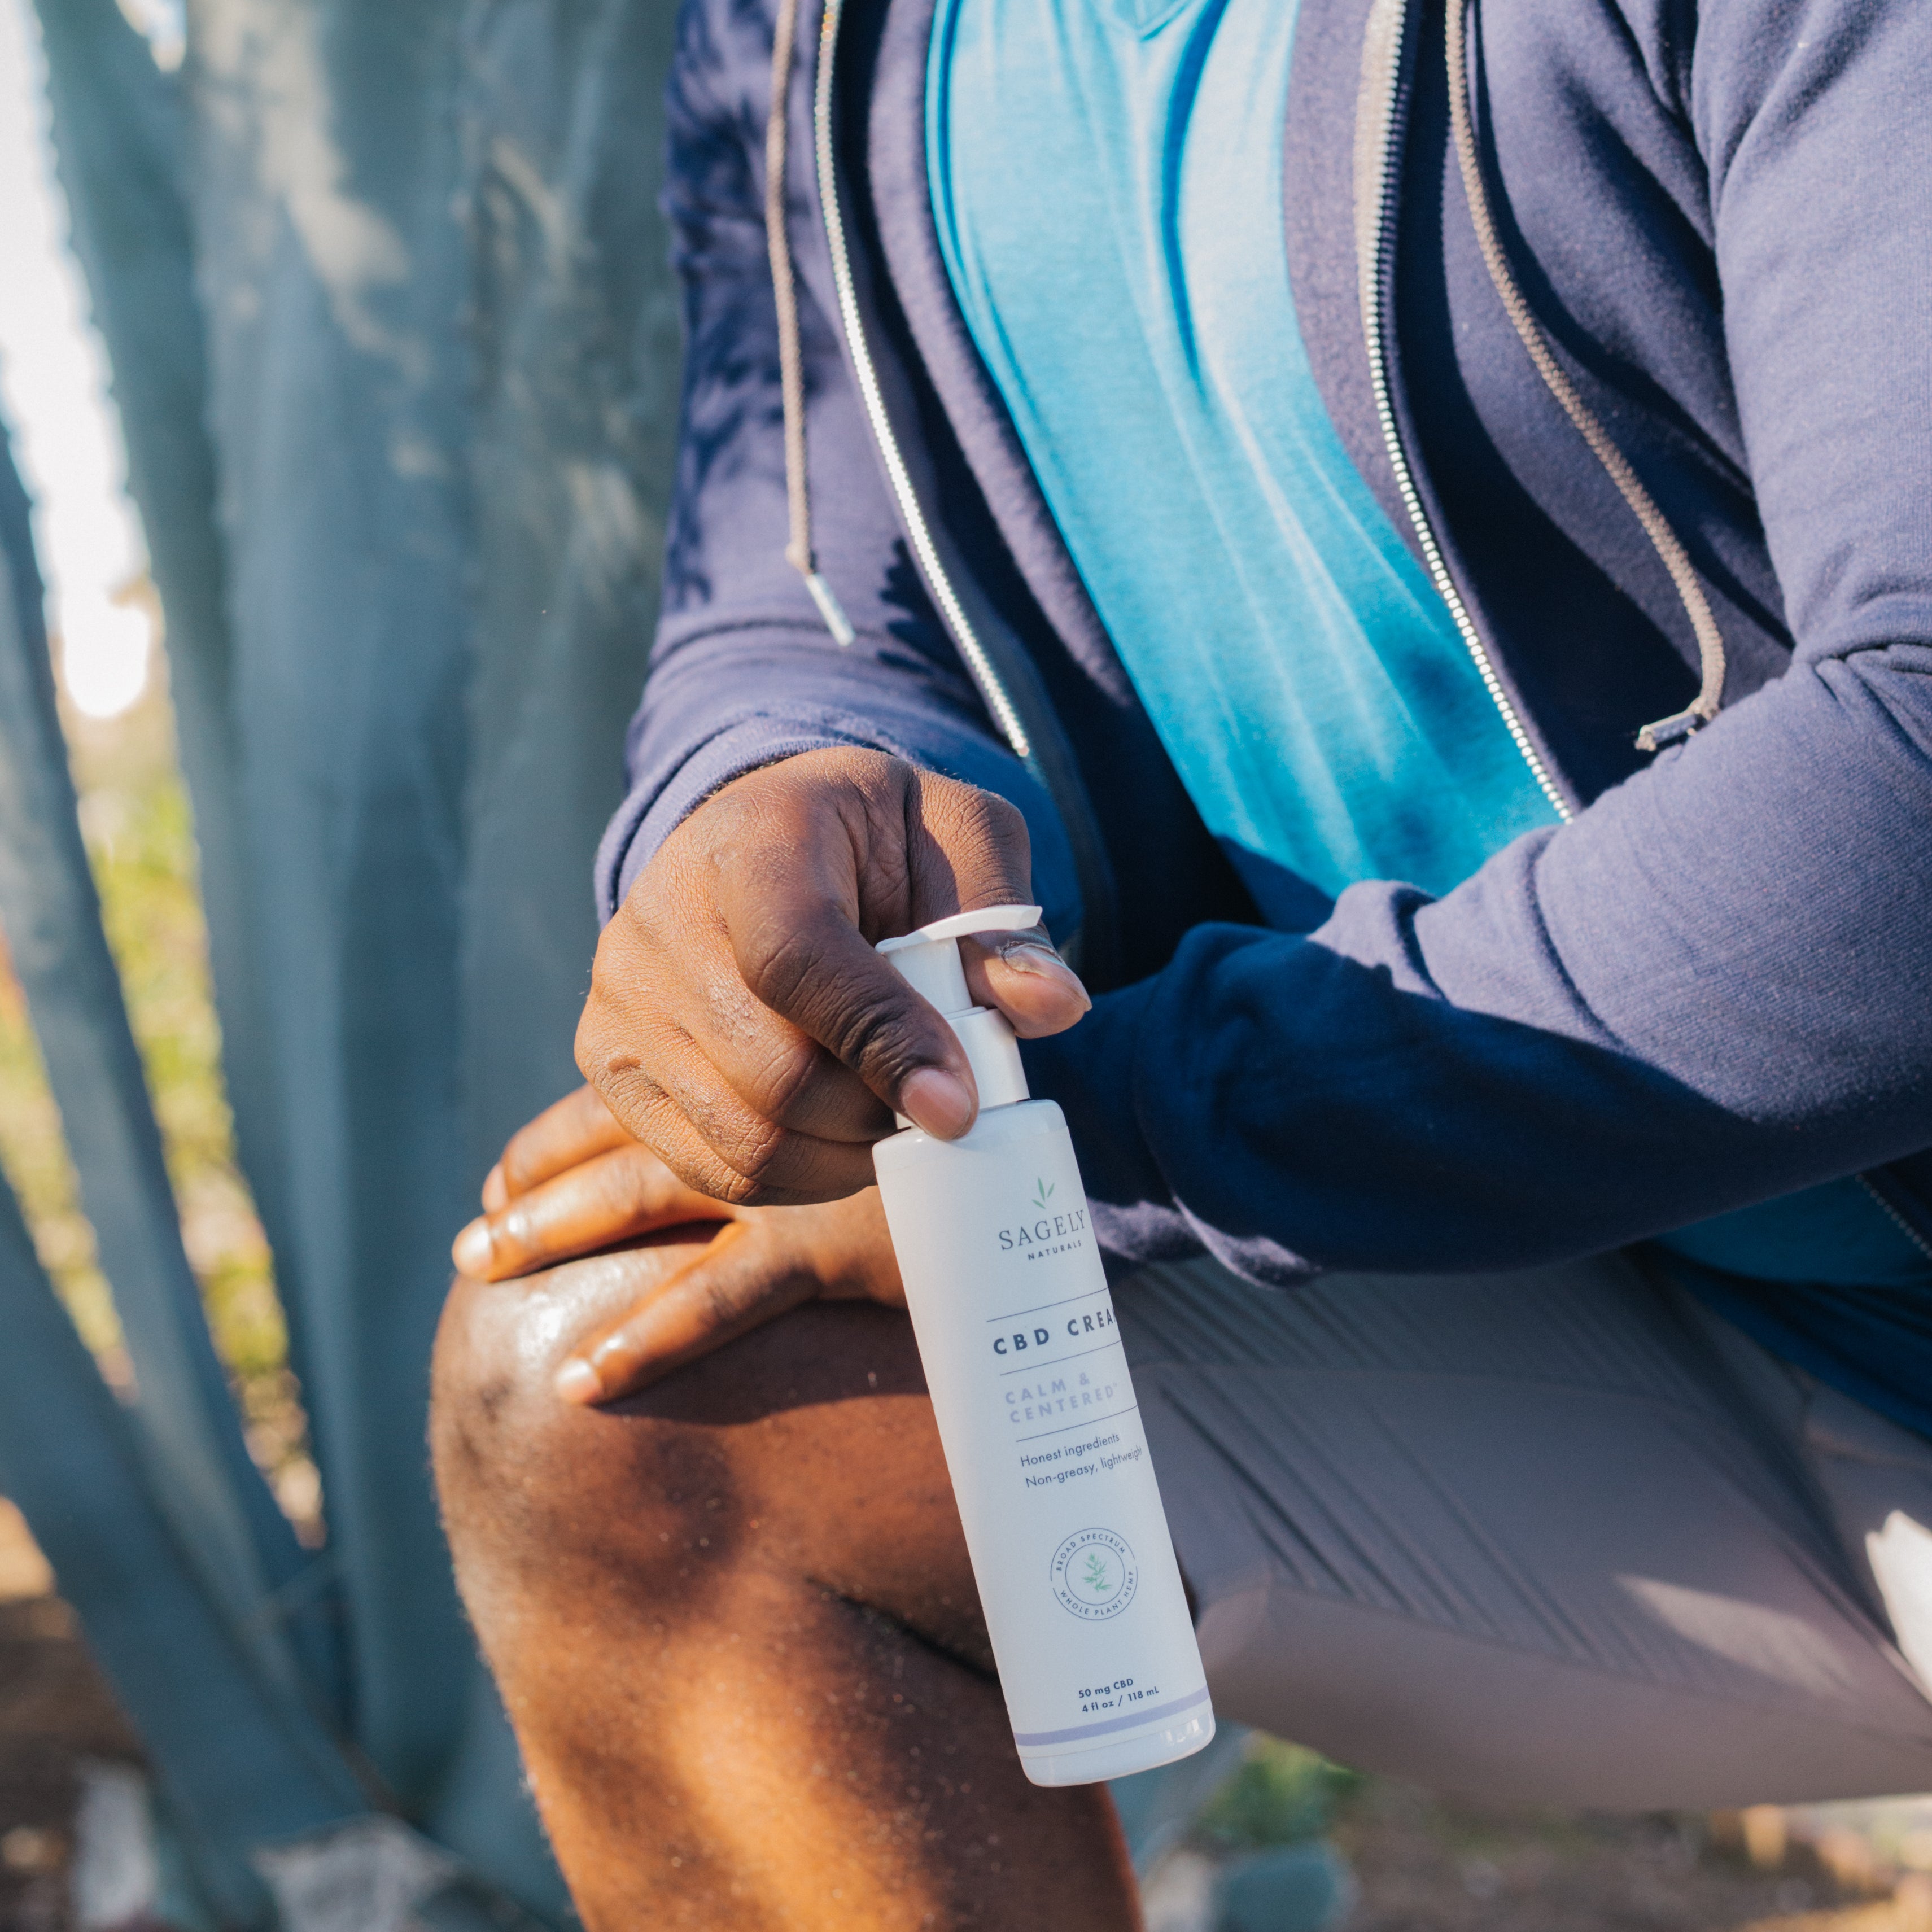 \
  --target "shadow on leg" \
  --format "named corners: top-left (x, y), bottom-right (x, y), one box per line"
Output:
top-left (432, 1248), bottom-right (1139, 1931)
